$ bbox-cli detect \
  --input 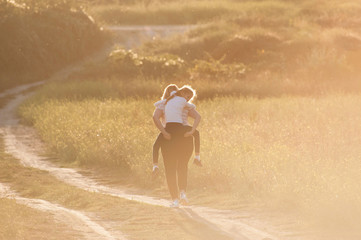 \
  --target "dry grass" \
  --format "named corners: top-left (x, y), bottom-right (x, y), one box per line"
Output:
top-left (18, 80), bottom-right (361, 236)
